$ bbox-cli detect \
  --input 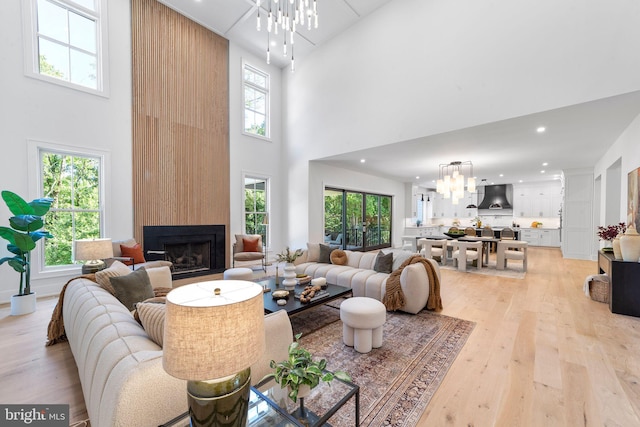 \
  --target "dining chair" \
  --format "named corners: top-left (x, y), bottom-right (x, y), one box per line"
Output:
top-left (481, 226), bottom-right (496, 252)
top-left (451, 240), bottom-right (483, 271)
top-left (497, 240), bottom-right (528, 271)
top-left (500, 227), bottom-right (516, 240)
top-left (419, 238), bottom-right (448, 265)
top-left (464, 227), bottom-right (476, 236)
